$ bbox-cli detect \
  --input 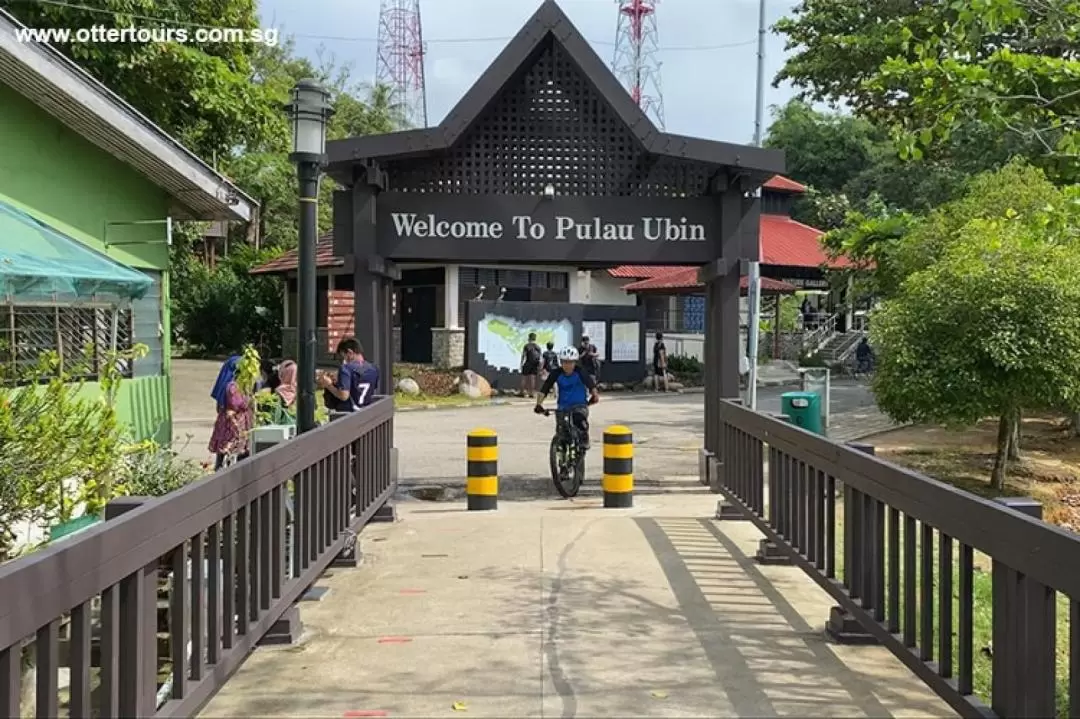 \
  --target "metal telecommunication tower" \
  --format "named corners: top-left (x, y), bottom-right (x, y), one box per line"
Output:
top-left (375, 0), bottom-right (428, 128)
top-left (612, 0), bottom-right (665, 128)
